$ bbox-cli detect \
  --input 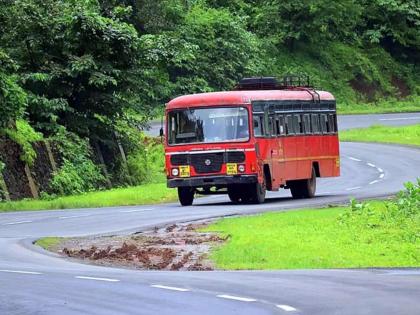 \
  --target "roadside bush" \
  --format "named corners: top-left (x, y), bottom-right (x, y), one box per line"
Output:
top-left (4, 119), bottom-right (43, 166)
top-left (0, 160), bottom-right (5, 201)
top-left (48, 128), bottom-right (106, 196)
top-left (126, 139), bottom-right (165, 185)
top-left (339, 179), bottom-right (420, 243)
top-left (49, 160), bottom-right (105, 196)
